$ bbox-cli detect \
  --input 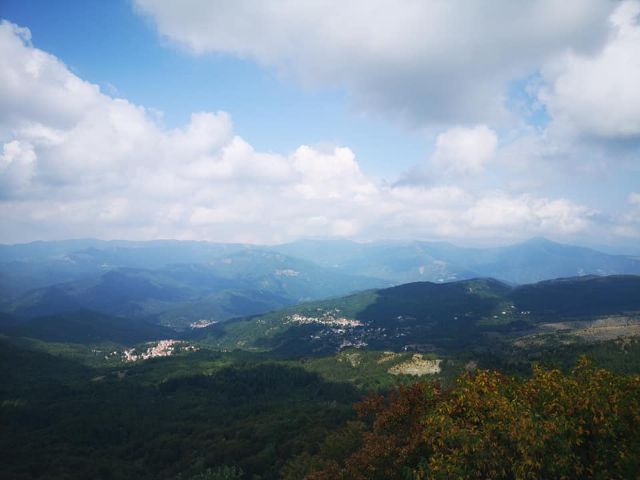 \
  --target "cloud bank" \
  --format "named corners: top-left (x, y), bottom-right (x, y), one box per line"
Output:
top-left (135, 0), bottom-right (615, 127)
top-left (2, 0), bottom-right (640, 246)
top-left (540, 0), bottom-right (640, 139)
